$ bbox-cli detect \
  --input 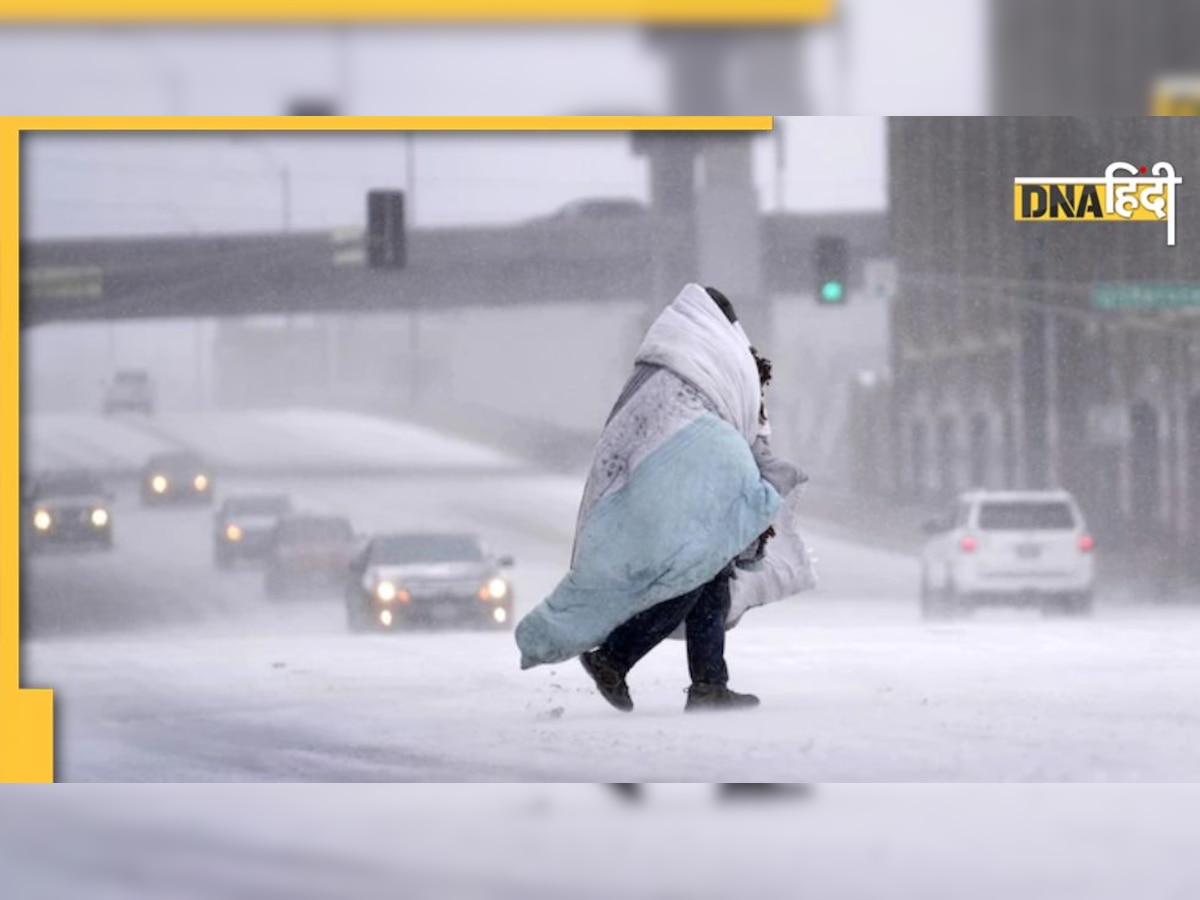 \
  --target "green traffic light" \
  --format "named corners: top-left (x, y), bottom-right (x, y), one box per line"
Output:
top-left (820, 281), bottom-right (845, 304)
